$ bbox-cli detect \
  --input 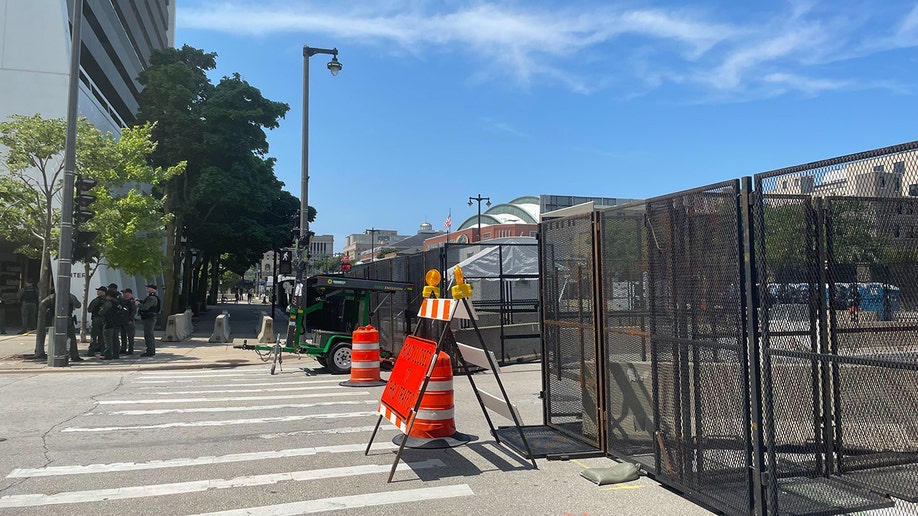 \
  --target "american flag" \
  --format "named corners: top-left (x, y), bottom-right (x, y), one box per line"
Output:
top-left (444, 212), bottom-right (452, 229)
